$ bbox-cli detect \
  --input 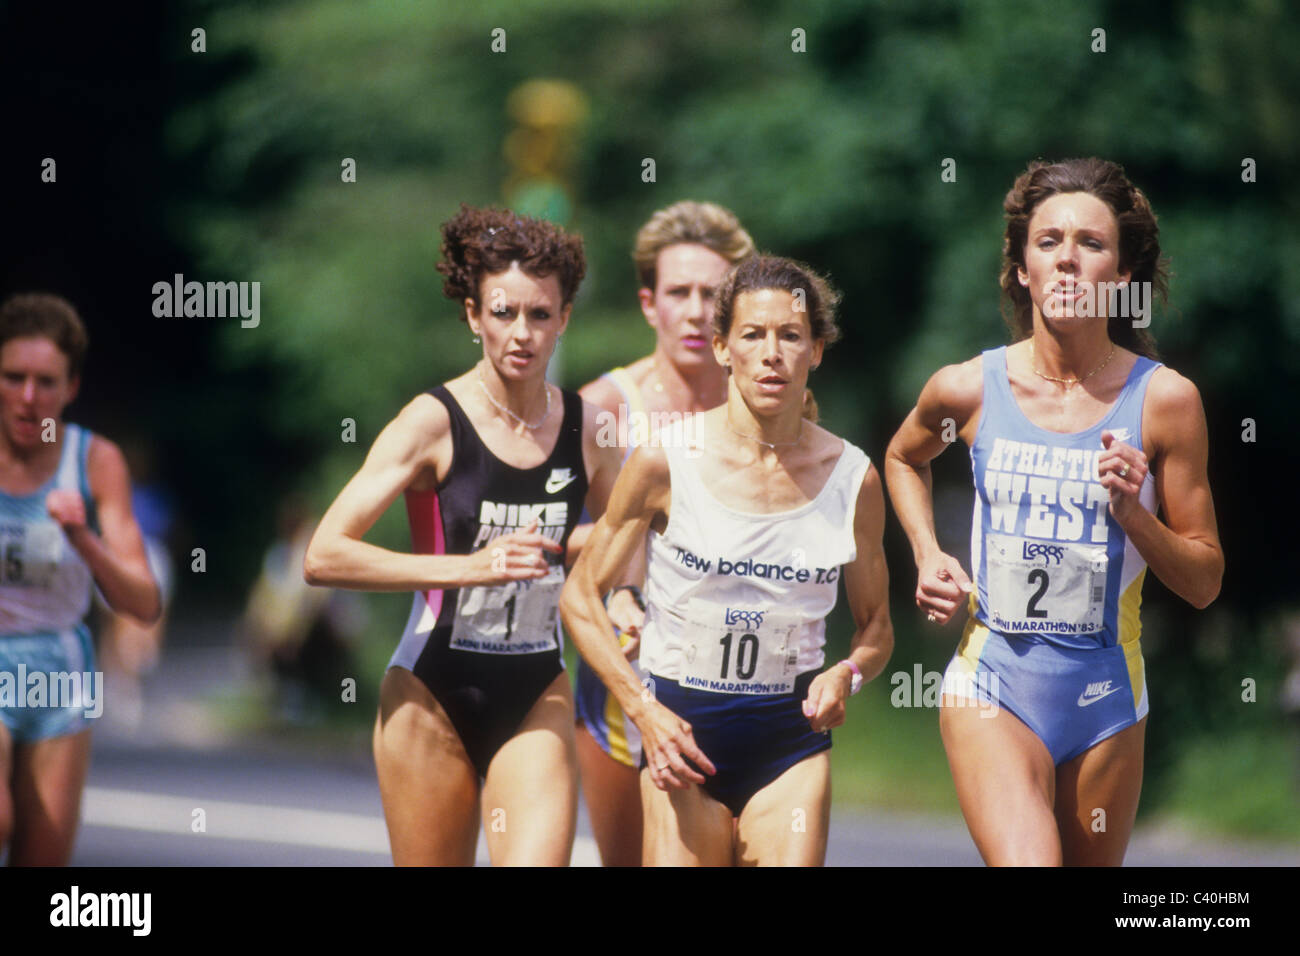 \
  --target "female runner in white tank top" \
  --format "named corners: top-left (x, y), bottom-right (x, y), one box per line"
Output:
top-left (562, 256), bottom-right (894, 865)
